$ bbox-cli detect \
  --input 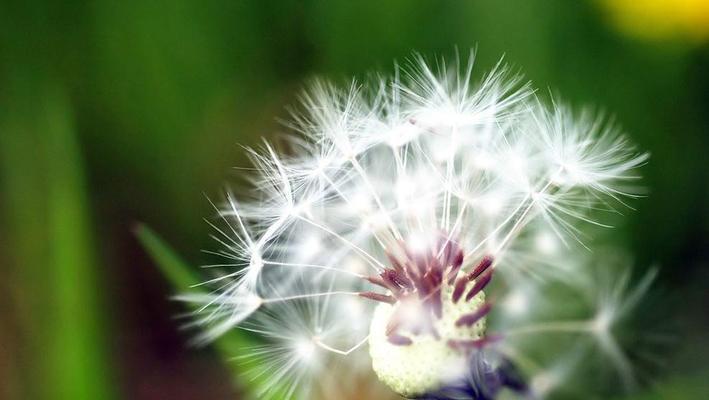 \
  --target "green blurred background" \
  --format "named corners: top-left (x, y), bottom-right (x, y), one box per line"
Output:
top-left (1, 1), bottom-right (708, 399)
